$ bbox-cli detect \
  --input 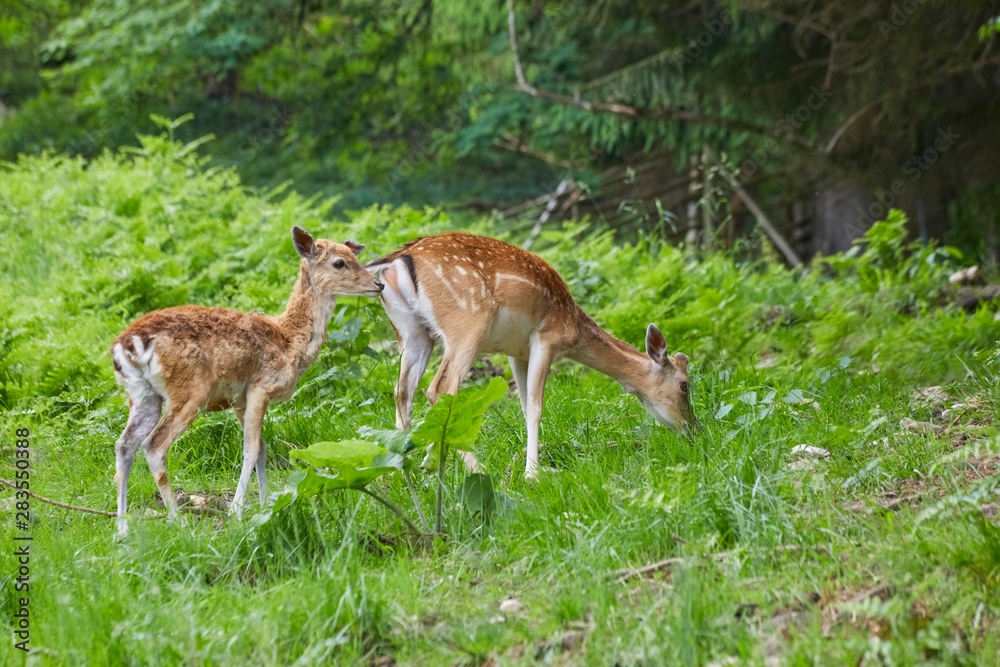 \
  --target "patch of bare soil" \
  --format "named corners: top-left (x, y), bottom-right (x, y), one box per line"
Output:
top-left (503, 619), bottom-right (592, 665)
